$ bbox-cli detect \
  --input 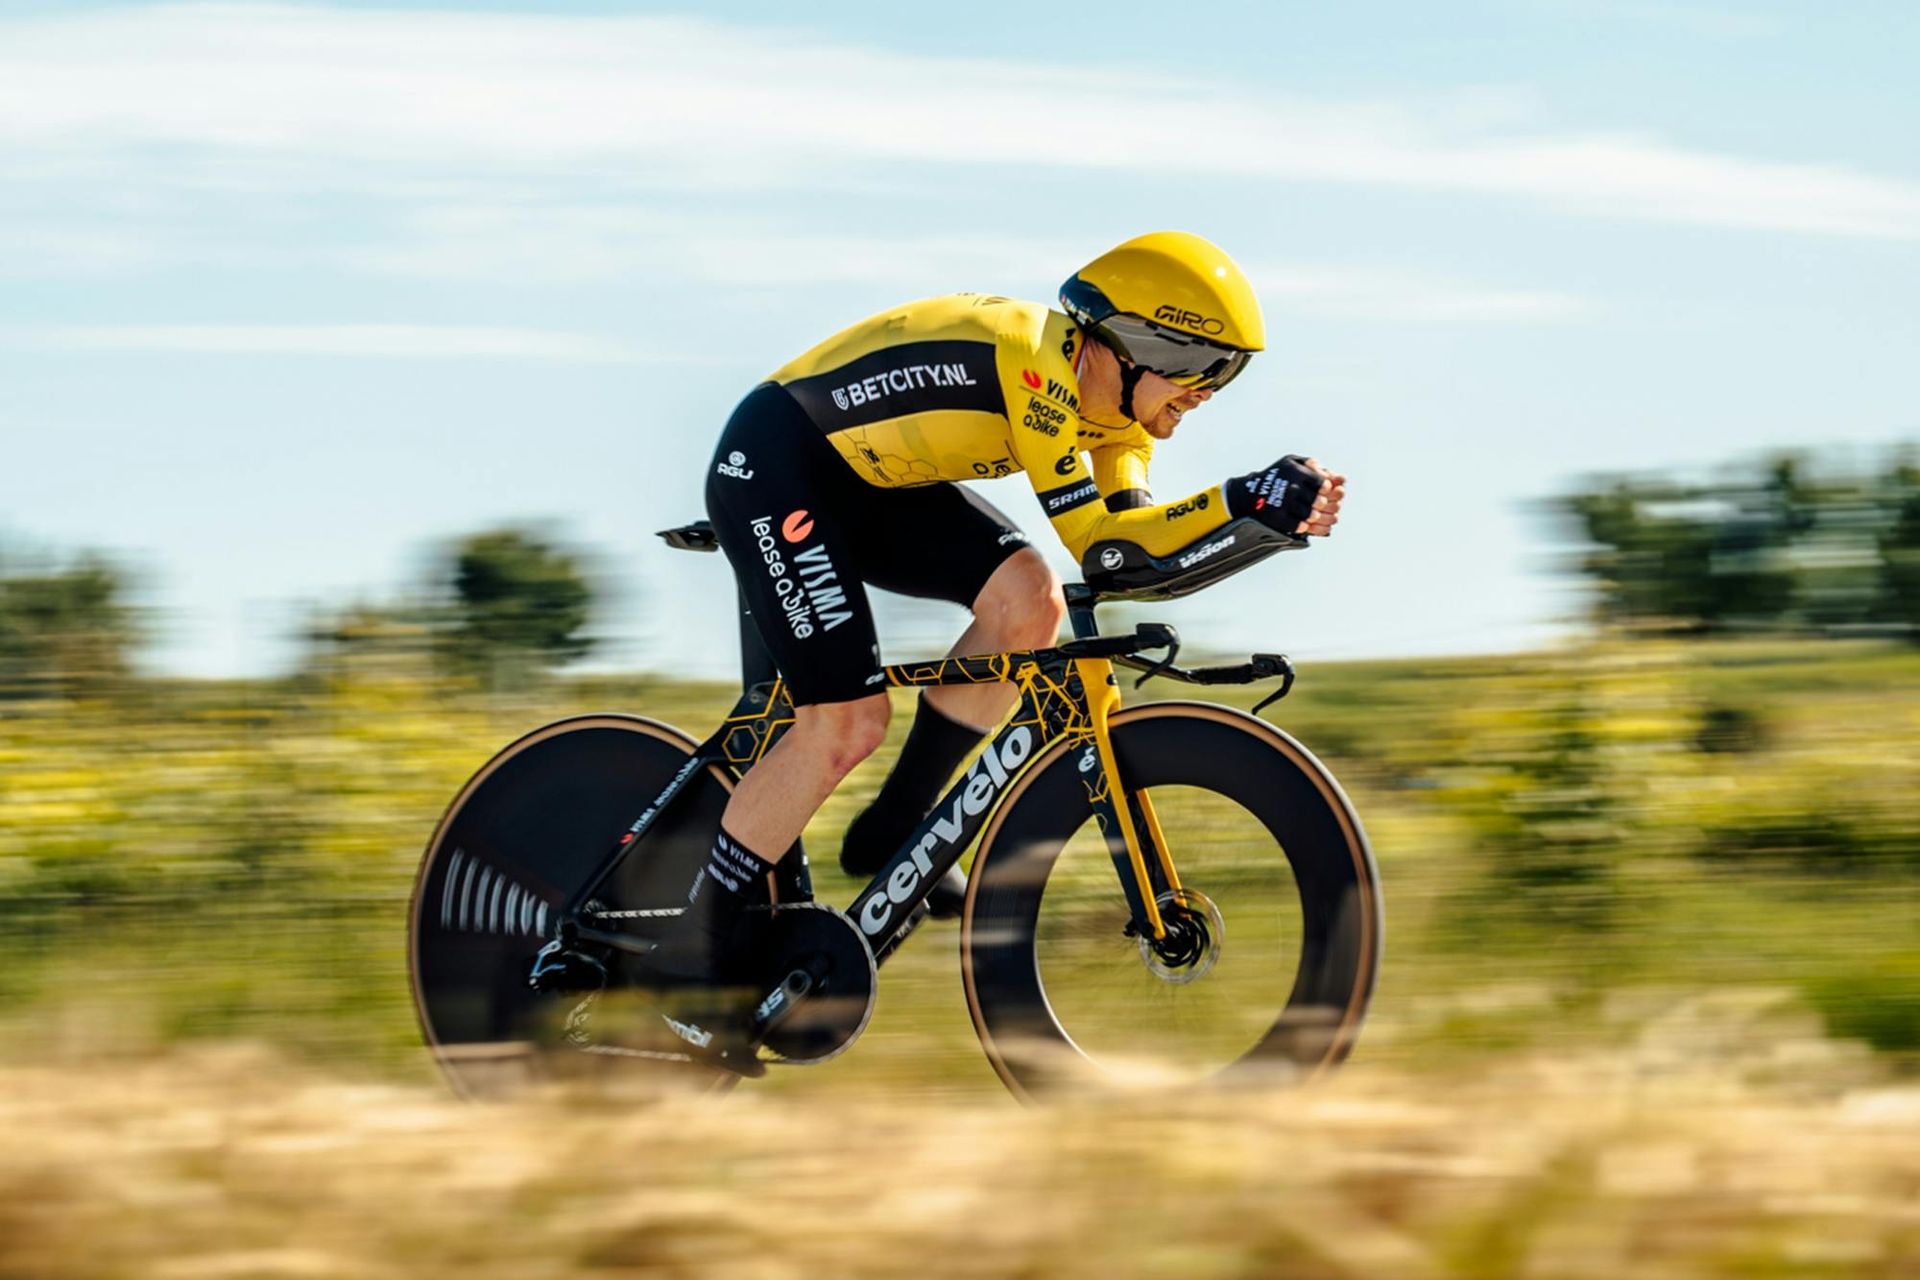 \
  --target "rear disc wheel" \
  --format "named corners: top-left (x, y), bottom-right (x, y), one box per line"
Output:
top-left (408, 714), bottom-right (758, 1098)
